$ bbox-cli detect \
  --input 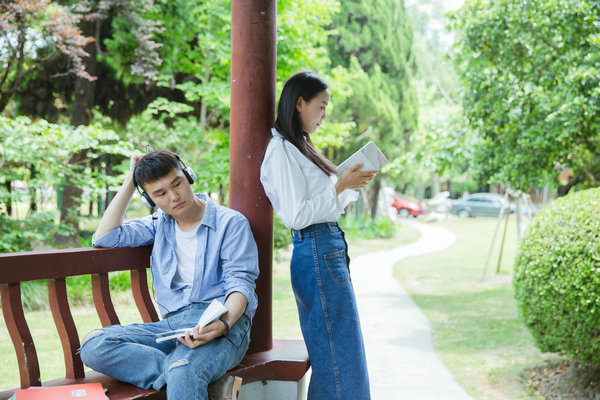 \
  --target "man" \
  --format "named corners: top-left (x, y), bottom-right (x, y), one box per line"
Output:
top-left (80, 150), bottom-right (259, 400)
